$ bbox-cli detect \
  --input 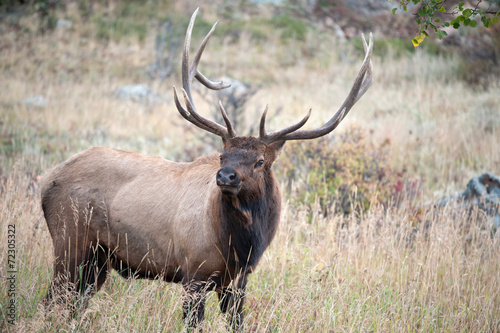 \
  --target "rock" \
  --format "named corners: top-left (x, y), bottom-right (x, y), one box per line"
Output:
top-left (250, 0), bottom-right (284, 4)
top-left (436, 172), bottom-right (500, 235)
top-left (56, 19), bottom-right (73, 30)
top-left (23, 95), bottom-right (47, 108)
top-left (342, 0), bottom-right (393, 17)
top-left (114, 85), bottom-right (163, 105)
